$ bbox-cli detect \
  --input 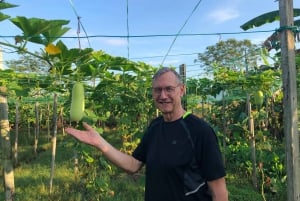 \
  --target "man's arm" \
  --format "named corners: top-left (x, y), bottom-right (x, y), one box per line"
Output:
top-left (207, 177), bottom-right (228, 201)
top-left (65, 122), bottom-right (143, 174)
